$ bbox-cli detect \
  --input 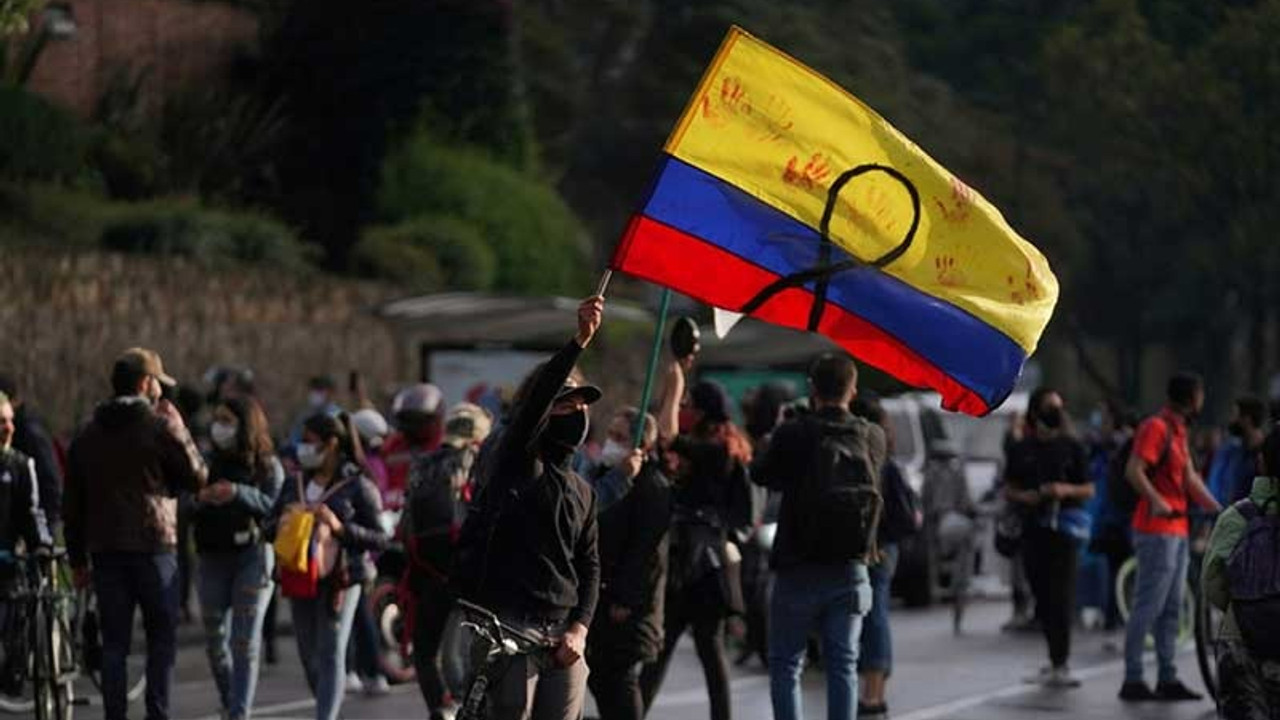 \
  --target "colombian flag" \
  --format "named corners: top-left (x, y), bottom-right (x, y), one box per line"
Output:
top-left (611, 27), bottom-right (1058, 416)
